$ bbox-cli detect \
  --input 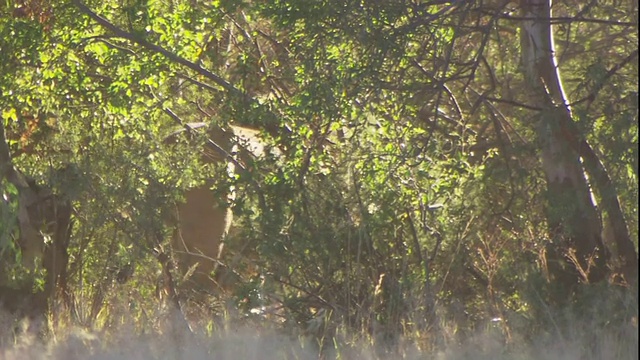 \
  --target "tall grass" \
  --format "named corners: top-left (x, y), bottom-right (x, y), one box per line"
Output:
top-left (1, 286), bottom-right (637, 360)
